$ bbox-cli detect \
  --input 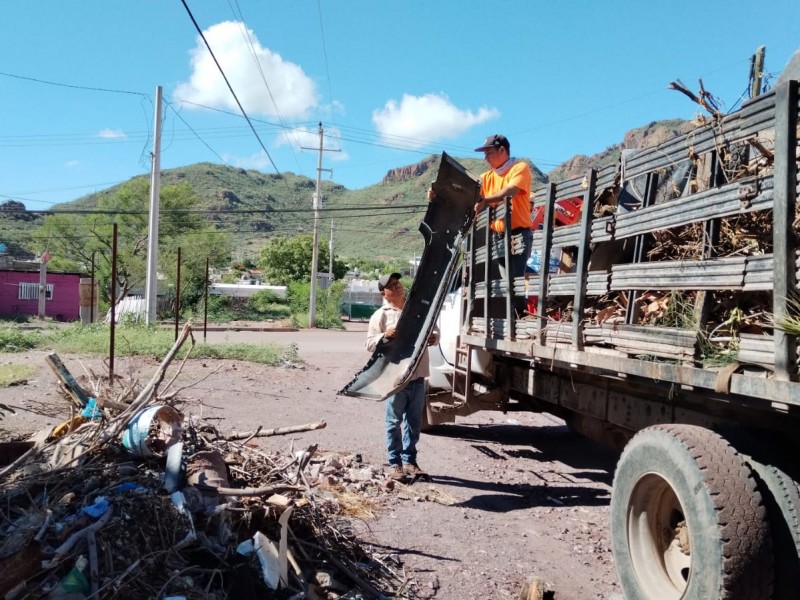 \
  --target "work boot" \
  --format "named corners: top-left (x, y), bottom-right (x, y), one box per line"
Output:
top-left (388, 464), bottom-right (407, 481)
top-left (403, 462), bottom-right (429, 480)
